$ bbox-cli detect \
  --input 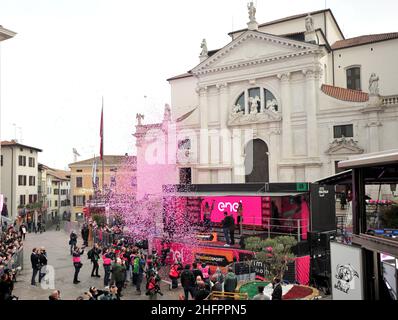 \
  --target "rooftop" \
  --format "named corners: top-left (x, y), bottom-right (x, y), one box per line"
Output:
top-left (1, 140), bottom-right (42, 152)
top-left (228, 9), bottom-right (343, 38)
top-left (321, 84), bottom-right (369, 102)
top-left (331, 32), bottom-right (398, 50)
top-left (69, 155), bottom-right (135, 167)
